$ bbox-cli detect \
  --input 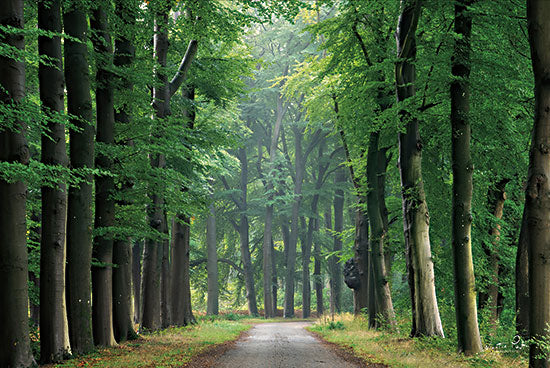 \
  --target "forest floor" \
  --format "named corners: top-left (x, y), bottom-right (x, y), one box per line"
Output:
top-left (309, 314), bottom-right (529, 368)
top-left (41, 313), bottom-right (529, 367)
